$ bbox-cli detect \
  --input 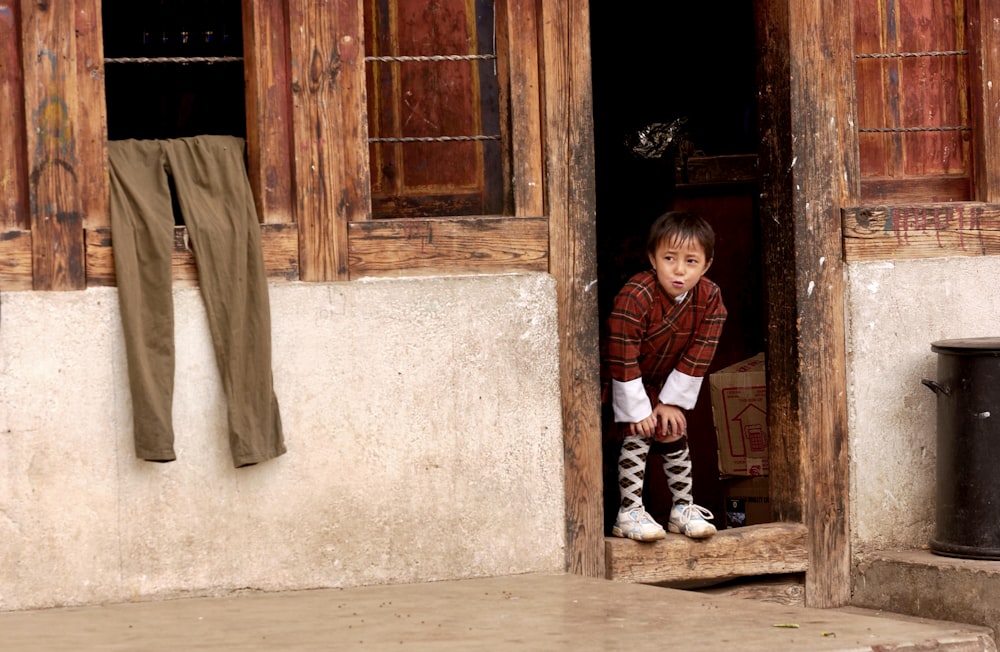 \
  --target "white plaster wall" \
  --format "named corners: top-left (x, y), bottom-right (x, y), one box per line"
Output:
top-left (0, 273), bottom-right (565, 611)
top-left (846, 257), bottom-right (1000, 556)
